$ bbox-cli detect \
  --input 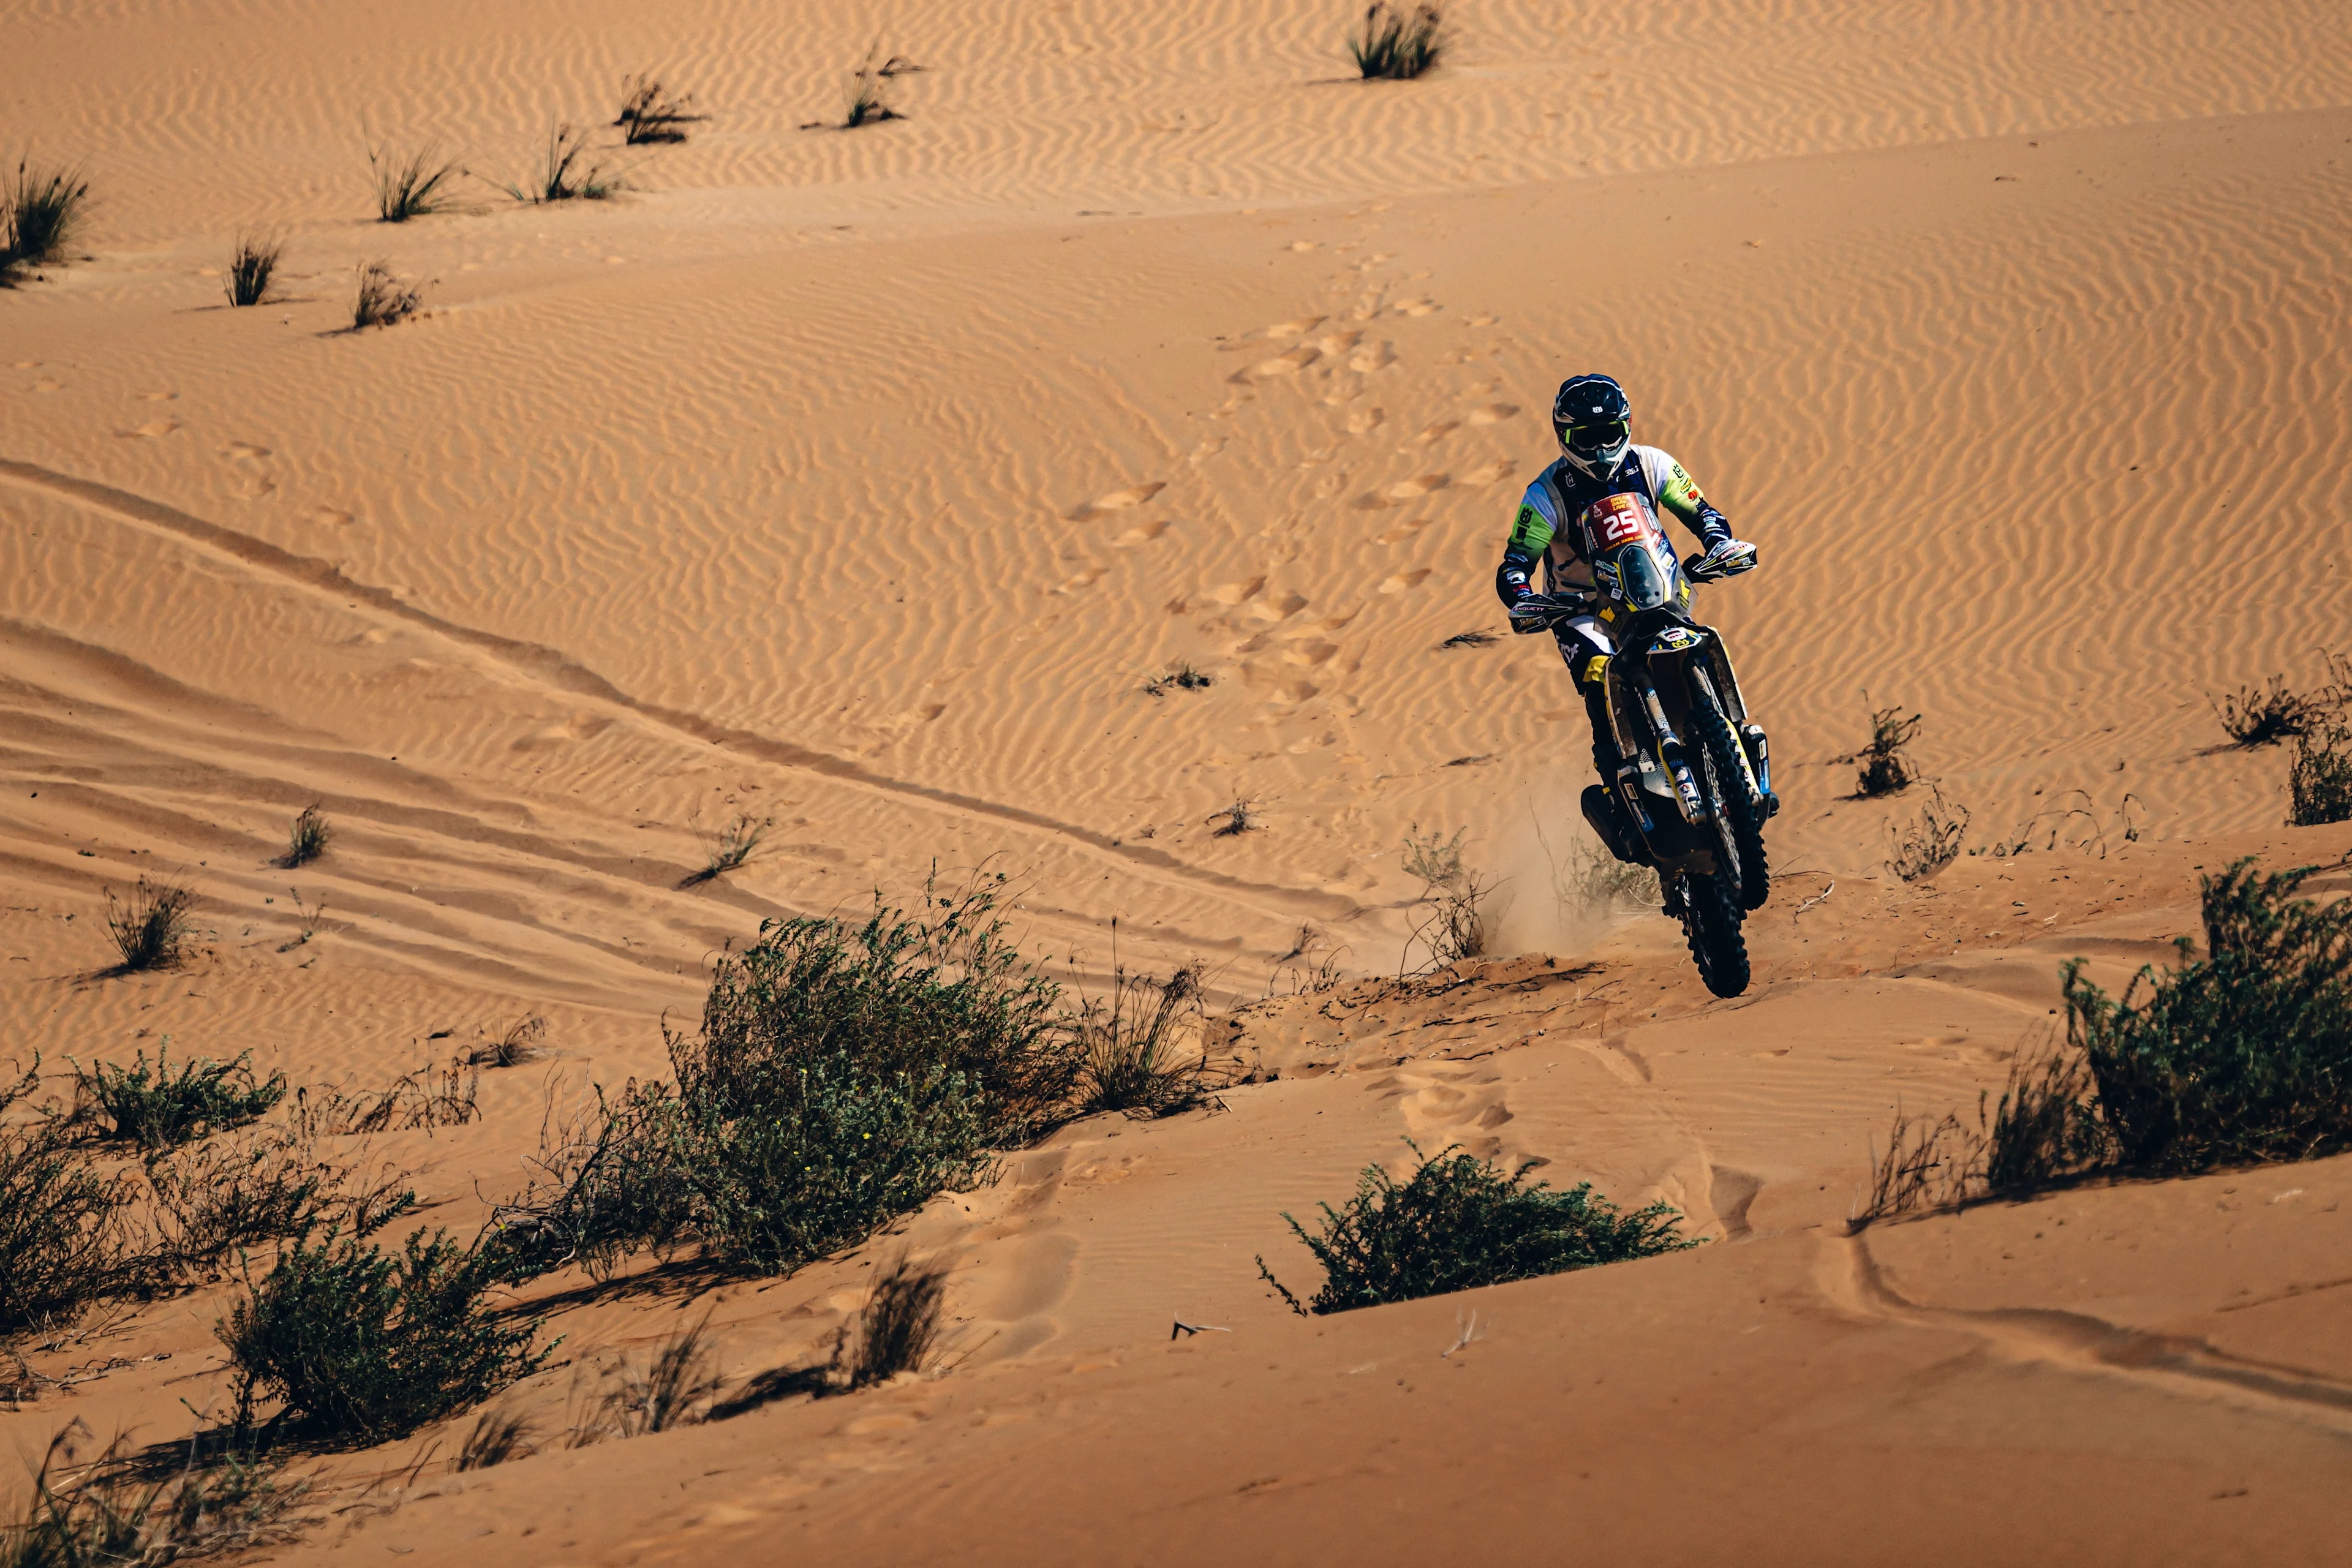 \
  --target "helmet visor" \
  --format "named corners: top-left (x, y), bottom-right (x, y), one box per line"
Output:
top-left (1564, 418), bottom-right (1629, 459)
